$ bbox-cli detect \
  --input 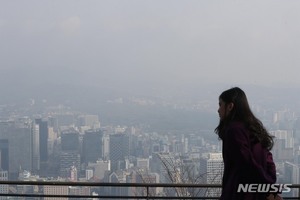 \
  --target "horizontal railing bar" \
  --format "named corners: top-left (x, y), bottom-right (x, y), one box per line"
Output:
top-left (0, 193), bottom-right (298, 200)
top-left (0, 181), bottom-right (299, 199)
top-left (0, 193), bottom-right (220, 199)
top-left (0, 180), bottom-right (221, 188)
